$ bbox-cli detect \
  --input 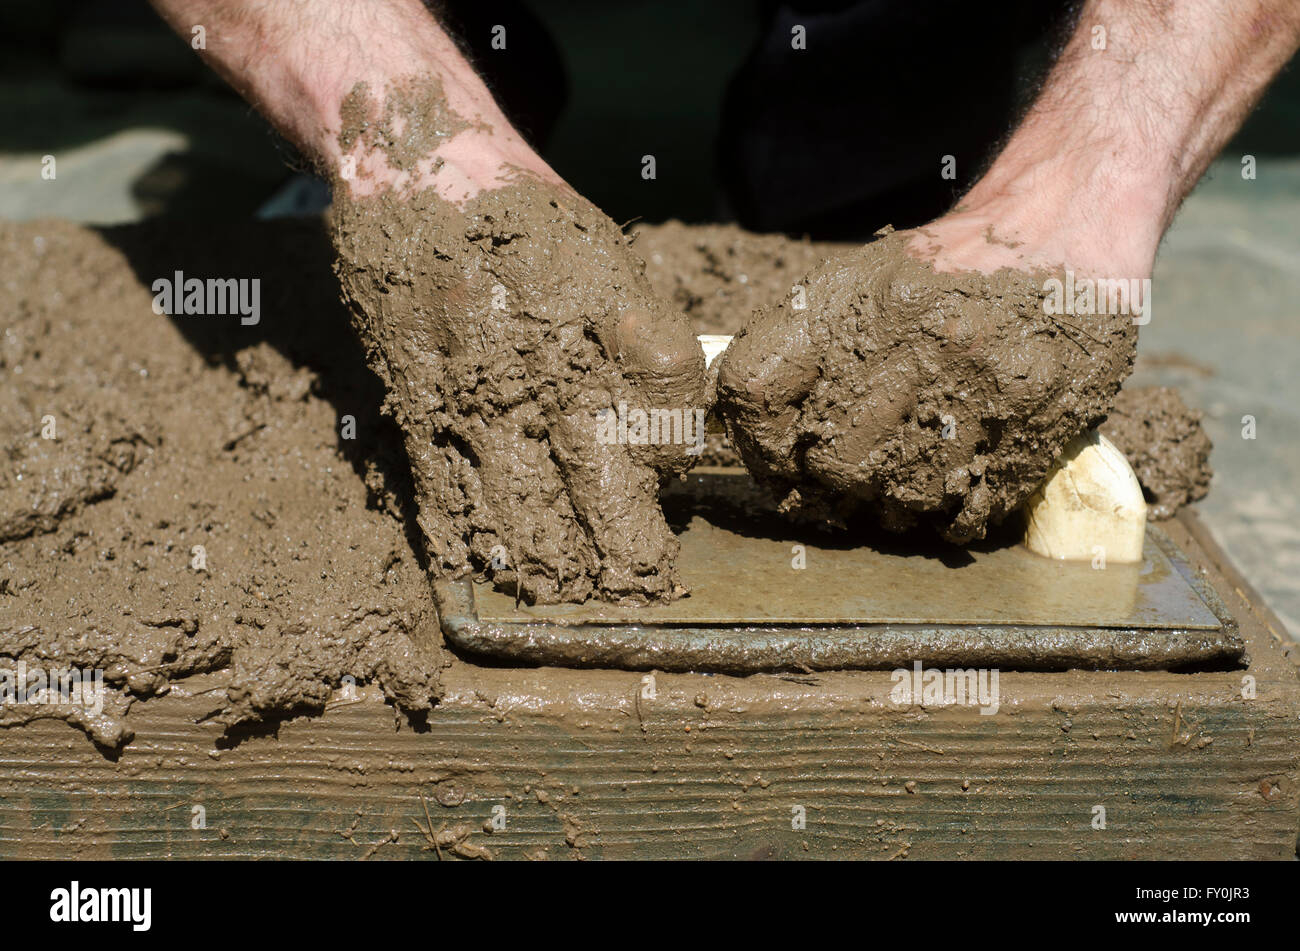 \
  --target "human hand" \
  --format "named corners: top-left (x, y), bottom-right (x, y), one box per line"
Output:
top-left (714, 227), bottom-right (1139, 543)
top-left (333, 169), bottom-right (707, 604)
